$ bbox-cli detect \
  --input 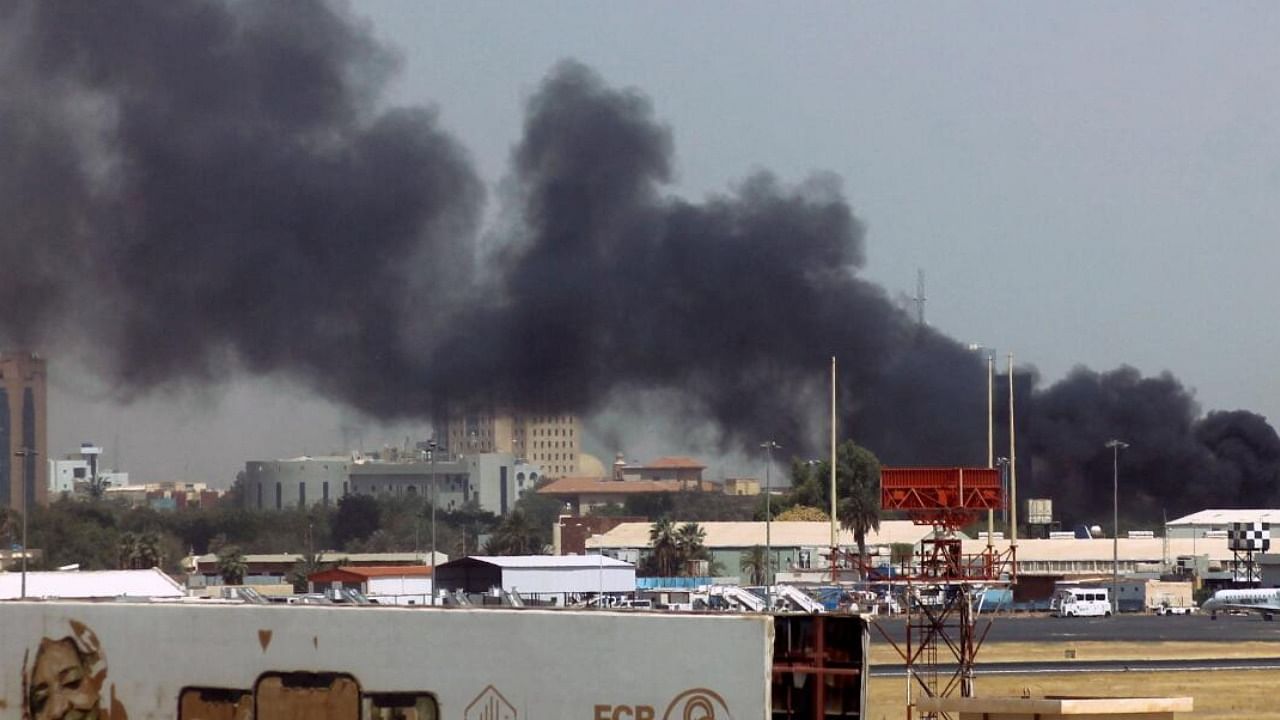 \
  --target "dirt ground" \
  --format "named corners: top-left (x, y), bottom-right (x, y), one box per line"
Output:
top-left (868, 669), bottom-right (1280, 720)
